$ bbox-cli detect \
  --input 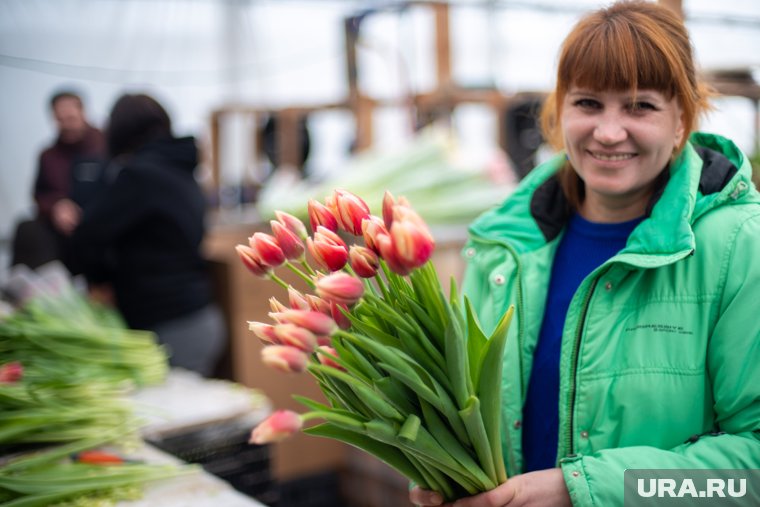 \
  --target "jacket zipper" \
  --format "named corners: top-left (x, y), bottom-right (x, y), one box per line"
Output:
top-left (562, 275), bottom-right (600, 458)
